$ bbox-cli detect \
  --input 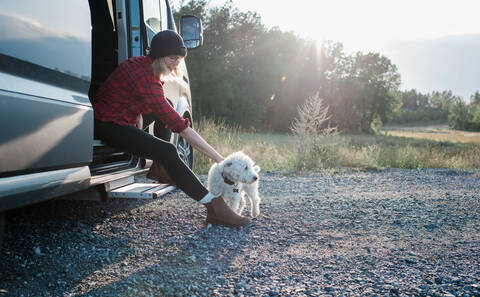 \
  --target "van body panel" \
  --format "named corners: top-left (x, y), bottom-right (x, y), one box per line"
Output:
top-left (0, 166), bottom-right (91, 211)
top-left (0, 72), bottom-right (91, 107)
top-left (115, 0), bottom-right (129, 62)
top-left (175, 95), bottom-right (192, 120)
top-left (0, 88), bottom-right (93, 176)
